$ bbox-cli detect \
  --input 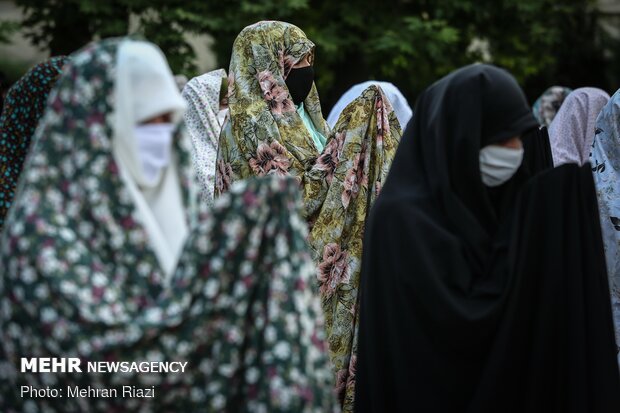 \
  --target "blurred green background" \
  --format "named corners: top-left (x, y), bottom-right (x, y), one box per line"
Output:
top-left (1, 0), bottom-right (619, 112)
